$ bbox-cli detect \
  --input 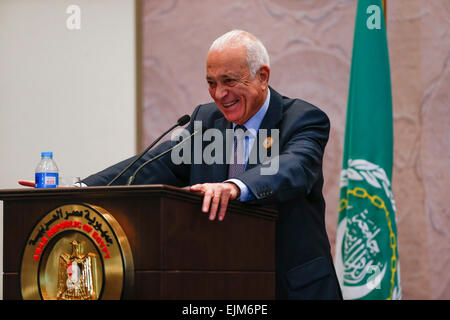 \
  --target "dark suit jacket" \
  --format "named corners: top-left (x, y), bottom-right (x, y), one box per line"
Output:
top-left (83, 87), bottom-right (342, 300)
